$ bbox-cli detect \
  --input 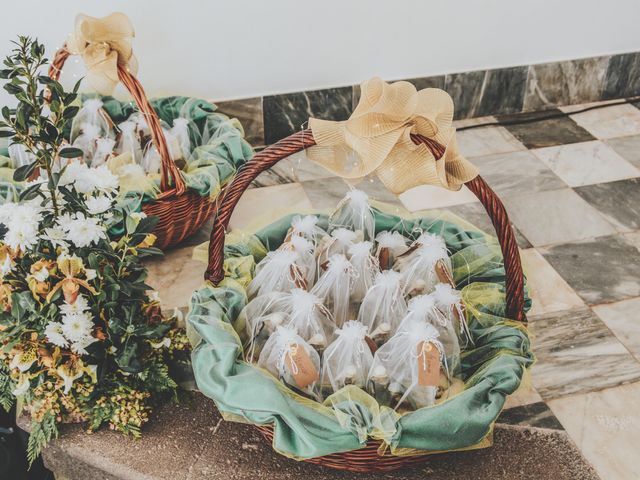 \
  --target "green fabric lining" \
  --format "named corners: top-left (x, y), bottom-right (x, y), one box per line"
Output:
top-left (188, 209), bottom-right (534, 459)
